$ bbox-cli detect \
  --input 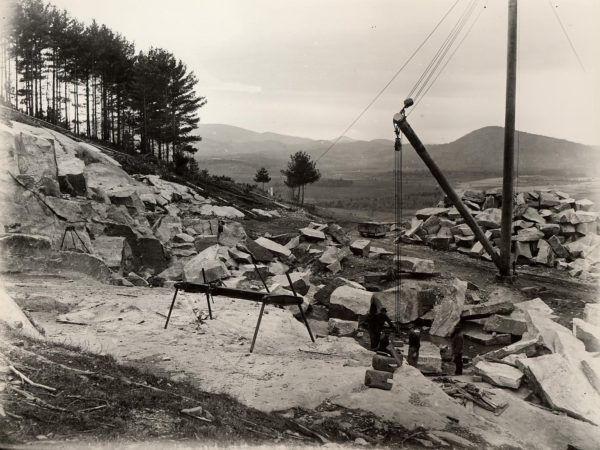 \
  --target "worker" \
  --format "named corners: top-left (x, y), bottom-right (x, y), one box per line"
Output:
top-left (407, 327), bottom-right (421, 367)
top-left (452, 327), bottom-right (464, 375)
top-left (367, 307), bottom-right (394, 350)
